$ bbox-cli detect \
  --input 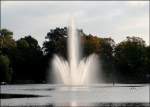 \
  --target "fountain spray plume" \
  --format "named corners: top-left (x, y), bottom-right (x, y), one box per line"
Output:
top-left (52, 17), bottom-right (100, 85)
